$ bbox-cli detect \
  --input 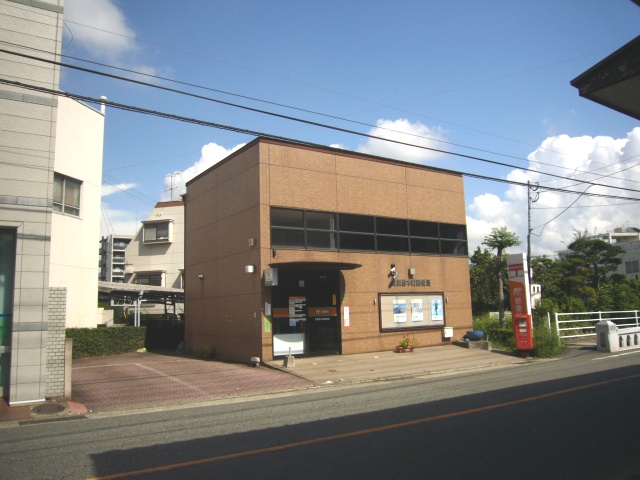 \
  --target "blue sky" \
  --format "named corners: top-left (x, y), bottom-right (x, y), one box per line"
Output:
top-left (60, 0), bottom-right (640, 257)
